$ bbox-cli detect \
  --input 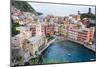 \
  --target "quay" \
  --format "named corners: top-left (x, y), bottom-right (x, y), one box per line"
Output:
top-left (39, 38), bottom-right (57, 54)
top-left (67, 38), bottom-right (95, 52)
